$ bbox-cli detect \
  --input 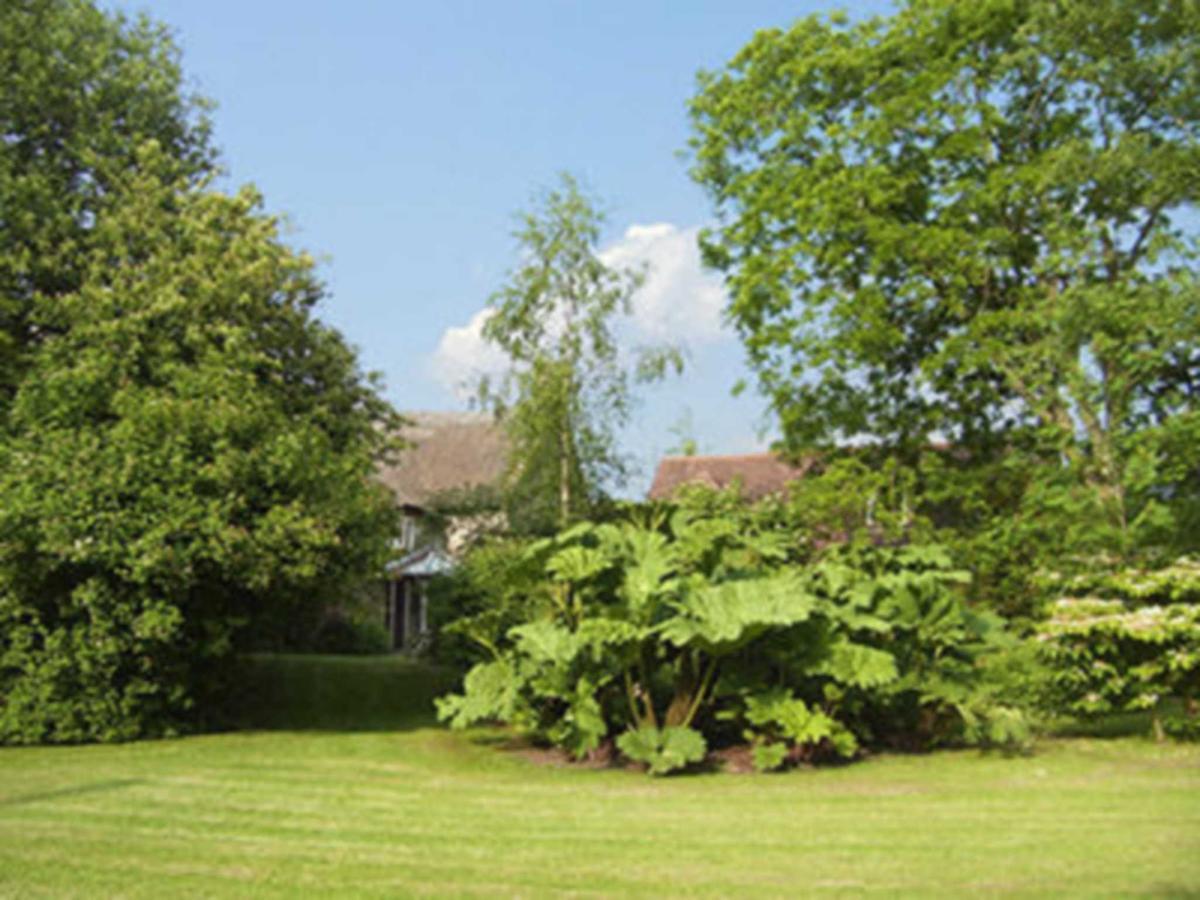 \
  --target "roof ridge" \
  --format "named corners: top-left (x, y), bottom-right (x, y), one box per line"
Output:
top-left (399, 409), bottom-right (496, 424)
